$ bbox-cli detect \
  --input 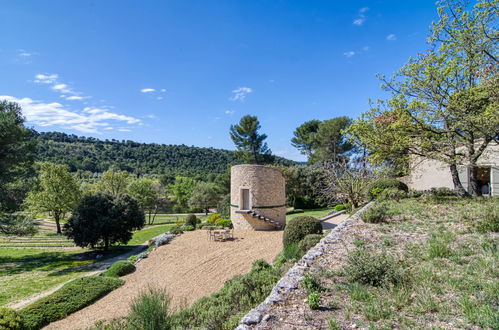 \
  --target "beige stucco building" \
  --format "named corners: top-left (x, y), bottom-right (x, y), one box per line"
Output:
top-left (230, 164), bottom-right (286, 230)
top-left (404, 142), bottom-right (499, 196)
